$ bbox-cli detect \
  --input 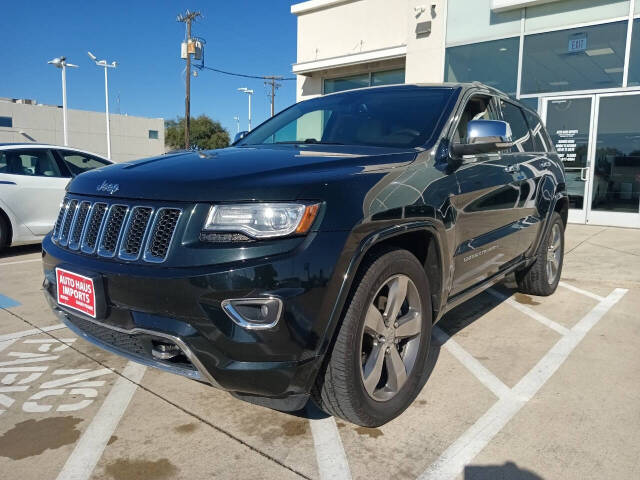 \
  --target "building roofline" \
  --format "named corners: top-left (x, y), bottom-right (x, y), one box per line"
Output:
top-left (293, 45), bottom-right (407, 75)
top-left (291, 0), bottom-right (354, 15)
